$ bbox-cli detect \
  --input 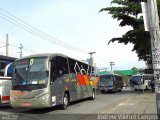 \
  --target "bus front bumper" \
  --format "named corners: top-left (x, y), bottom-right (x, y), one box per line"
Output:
top-left (10, 94), bottom-right (53, 108)
top-left (100, 86), bottom-right (114, 92)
